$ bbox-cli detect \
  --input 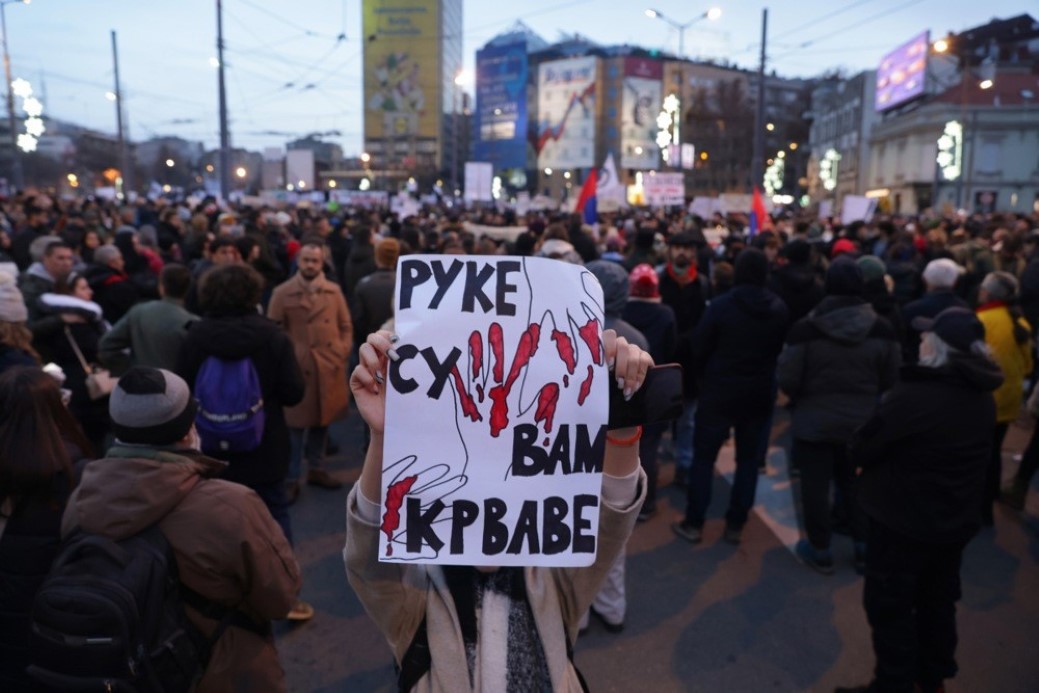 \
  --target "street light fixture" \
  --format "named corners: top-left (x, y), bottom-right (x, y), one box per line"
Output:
top-left (235, 166), bottom-right (246, 178)
top-left (1, 0), bottom-right (31, 189)
top-left (643, 6), bottom-right (721, 58)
